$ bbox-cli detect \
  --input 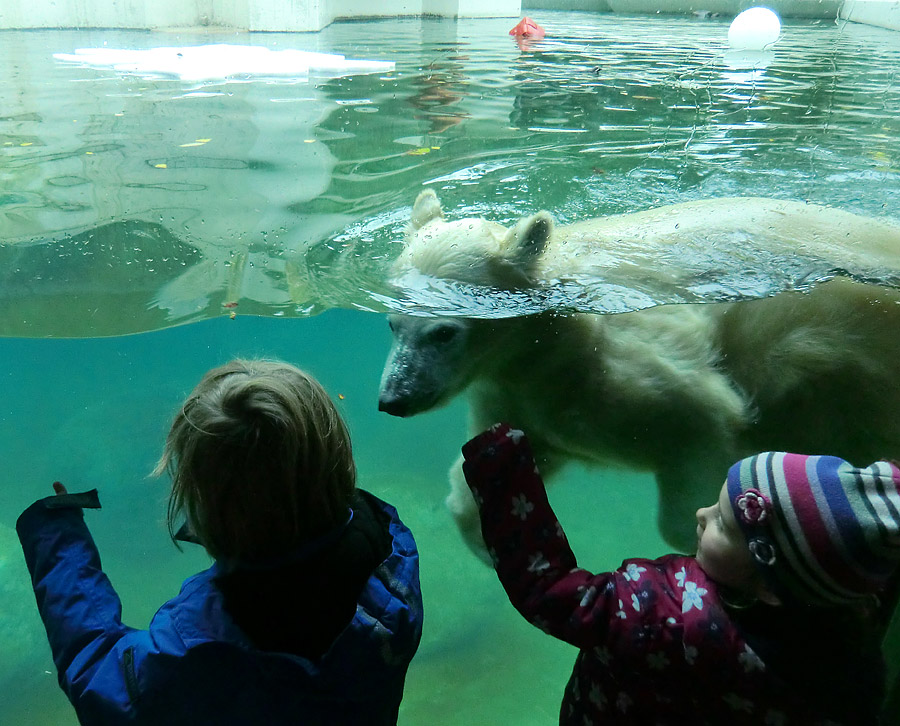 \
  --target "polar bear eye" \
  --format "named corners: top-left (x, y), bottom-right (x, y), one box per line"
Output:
top-left (425, 324), bottom-right (459, 345)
